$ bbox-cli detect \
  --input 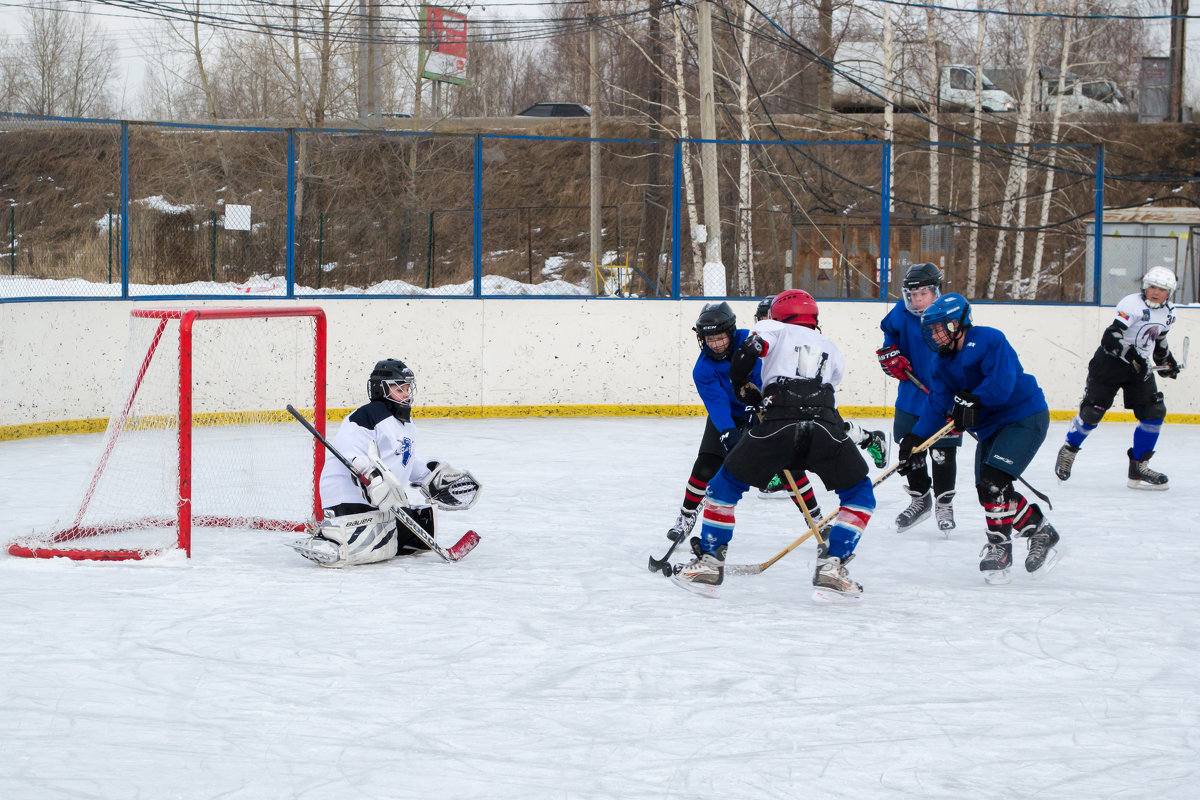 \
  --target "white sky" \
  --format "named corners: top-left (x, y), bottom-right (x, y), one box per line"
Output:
top-left (2, 0), bottom-right (1200, 116)
top-left (2, 416), bottom-right (1198, 797)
